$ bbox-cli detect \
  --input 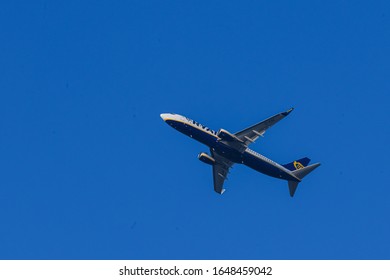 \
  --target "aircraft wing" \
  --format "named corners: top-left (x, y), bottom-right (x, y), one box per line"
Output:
top-left (211, 149), bottom-right (234, 194)
top-left (234, 108), bottom-right (294, 146)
